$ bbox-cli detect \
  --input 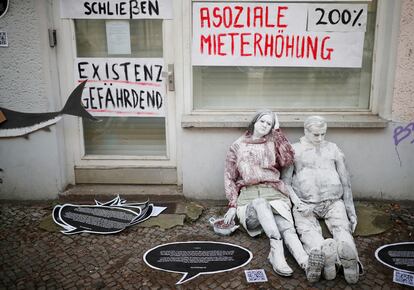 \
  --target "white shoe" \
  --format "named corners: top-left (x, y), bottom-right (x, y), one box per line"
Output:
top-left (268, 239), bottom-right (293, 277)
top-left (322, 238), bottom-right (337, 280)
top-left (338, 241), bottom-right (359, 284)
top-left (306, 248), bottom-right (325, 283)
